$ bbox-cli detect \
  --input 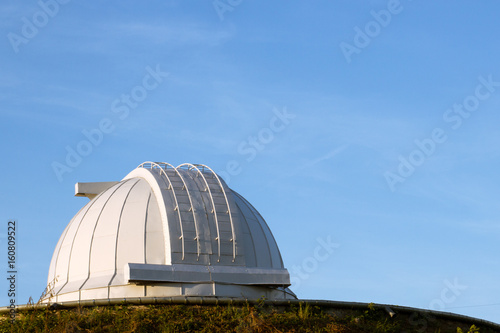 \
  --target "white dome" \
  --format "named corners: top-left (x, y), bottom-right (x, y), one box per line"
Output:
top-left (45, 162), bottom-right (294, 303)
